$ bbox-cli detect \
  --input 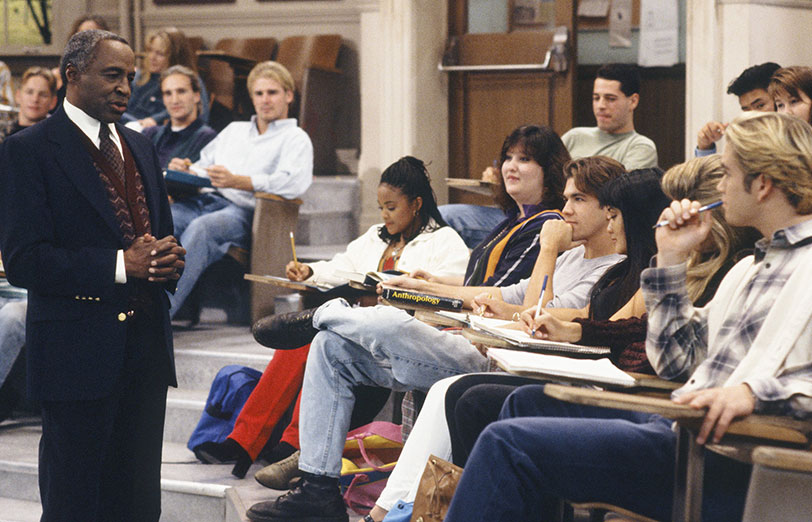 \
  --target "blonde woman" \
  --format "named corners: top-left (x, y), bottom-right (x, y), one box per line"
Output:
top-left (122, 27), bottom-right (209, 128)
